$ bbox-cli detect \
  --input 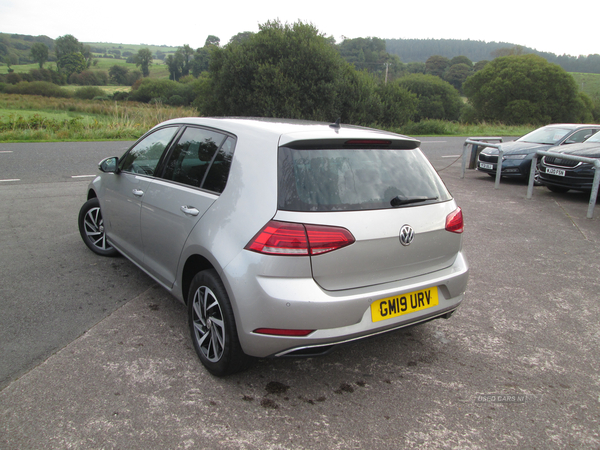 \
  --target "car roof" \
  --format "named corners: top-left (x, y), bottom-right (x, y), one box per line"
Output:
top-left (542, 123), bottom-right (600, 129)
top-left (155, 117), bottom-right (421, 148)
